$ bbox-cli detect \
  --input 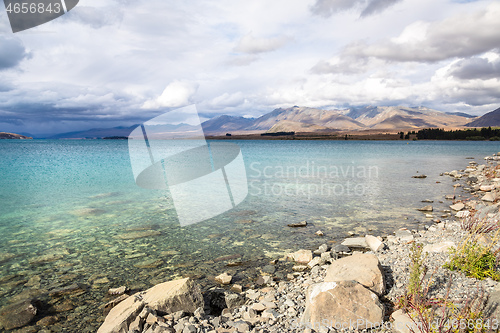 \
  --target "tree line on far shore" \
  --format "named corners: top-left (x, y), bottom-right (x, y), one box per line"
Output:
top-left (398, 127), bottom-right (500, 141)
